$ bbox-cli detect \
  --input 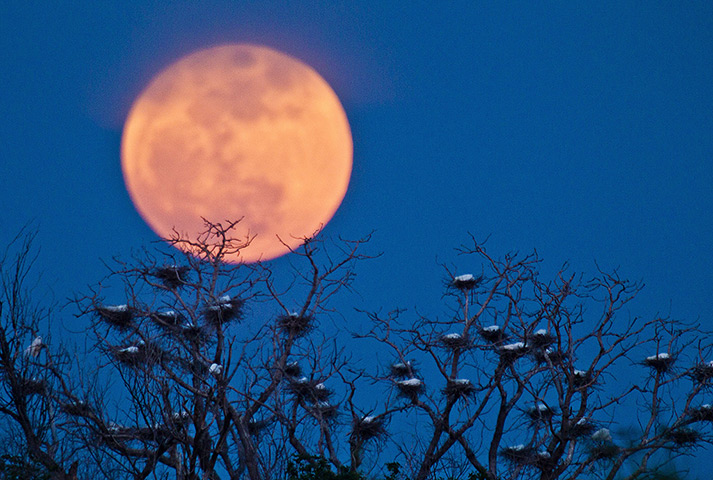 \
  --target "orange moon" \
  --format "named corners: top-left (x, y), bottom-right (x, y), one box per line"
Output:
top-left (121, 44), bottom-right (353, 263)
